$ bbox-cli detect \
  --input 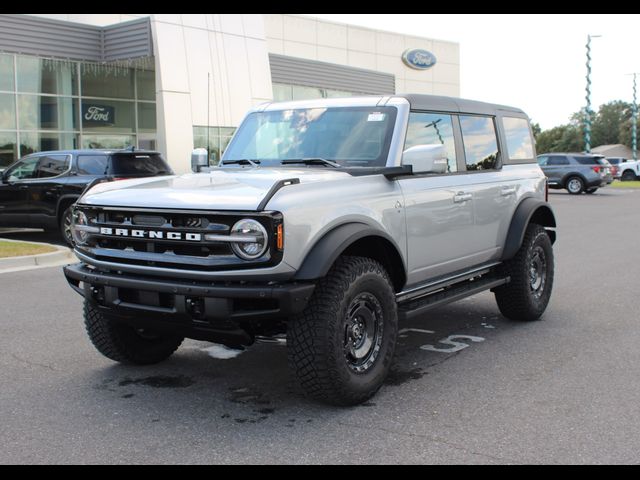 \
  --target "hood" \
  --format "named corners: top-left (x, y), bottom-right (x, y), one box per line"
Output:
top-left (80, 168), bottom-right (352, 211)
